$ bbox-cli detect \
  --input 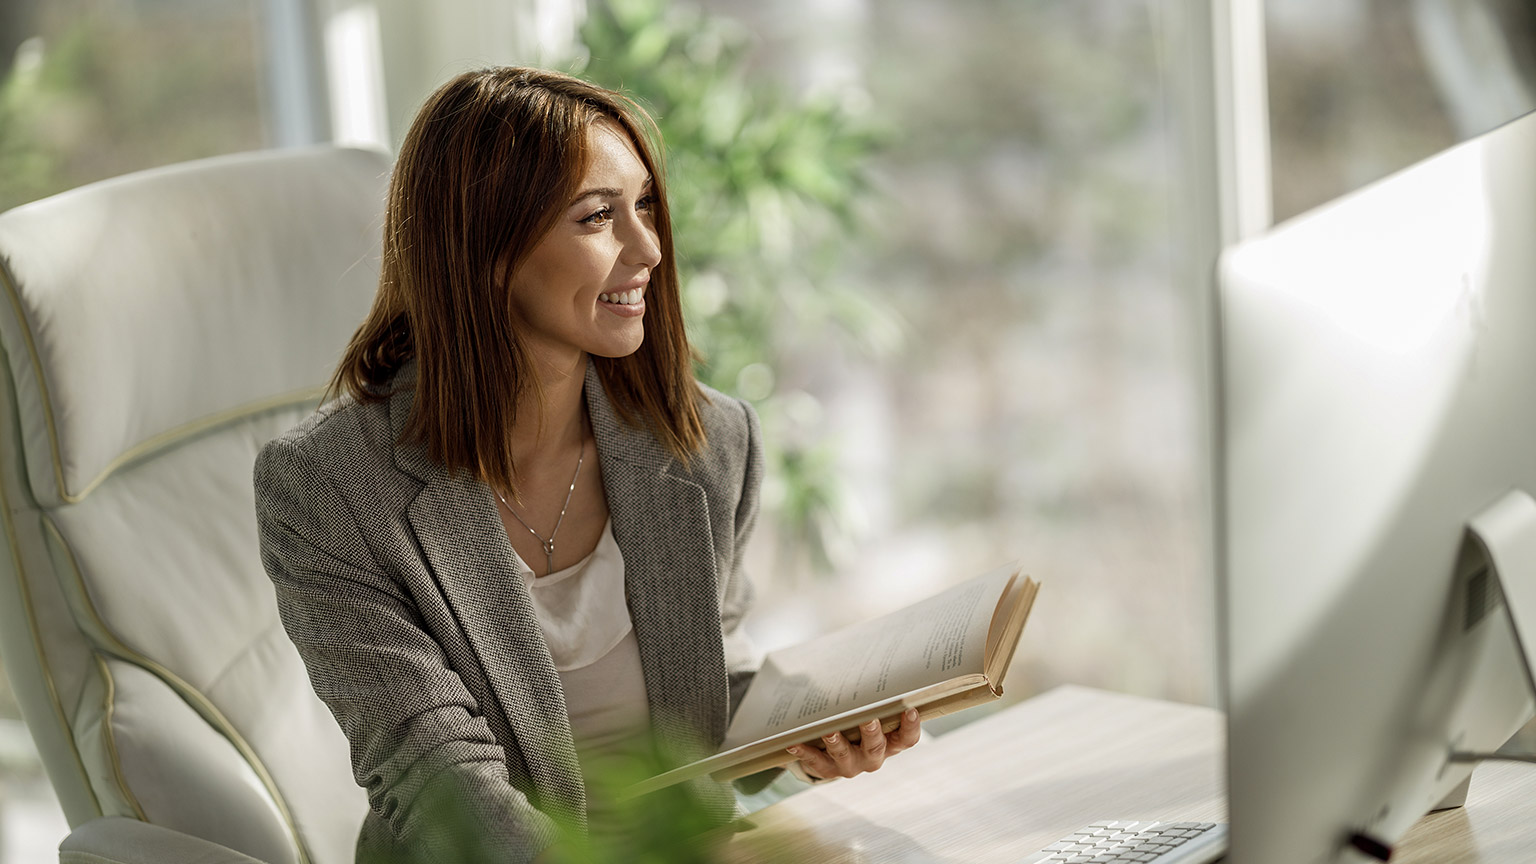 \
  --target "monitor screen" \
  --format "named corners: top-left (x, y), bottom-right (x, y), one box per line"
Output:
top-left (1217, 109), bottom-right (1536, 863)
